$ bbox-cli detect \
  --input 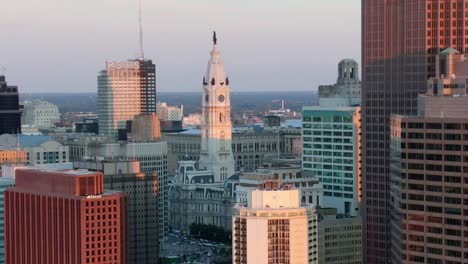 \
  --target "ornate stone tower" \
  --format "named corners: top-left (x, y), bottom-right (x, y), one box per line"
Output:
top-left (198, 32), bottom-right (235, 182)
